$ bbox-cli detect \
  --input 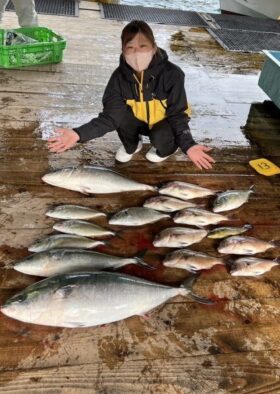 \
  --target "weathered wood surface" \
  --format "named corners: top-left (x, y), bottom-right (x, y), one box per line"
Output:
top-left (0, 3), bottom-right (279, 393)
